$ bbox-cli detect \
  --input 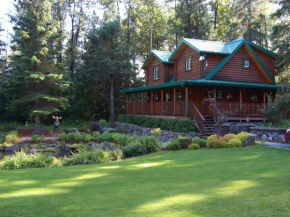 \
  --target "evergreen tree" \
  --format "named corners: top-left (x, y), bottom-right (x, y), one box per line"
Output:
top-left (75, 19), bottom-right (134, 121)
top-left (271, 0), bottom-right (290, 79)
top-left (5, 0), bottom-right (69, 127)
